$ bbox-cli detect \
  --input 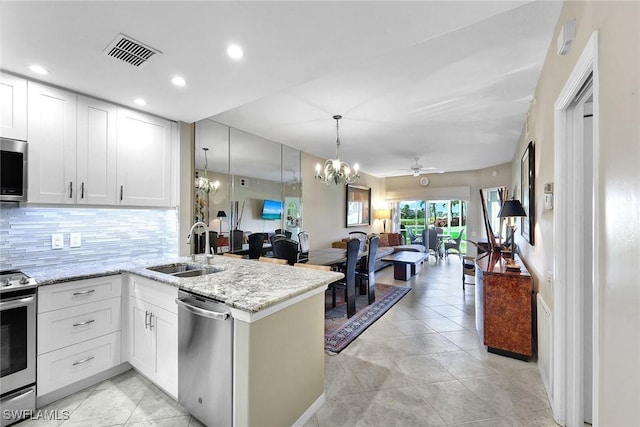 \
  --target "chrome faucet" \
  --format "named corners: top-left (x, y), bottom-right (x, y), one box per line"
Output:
top-left (186, 221), bottom-right (213, 263)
